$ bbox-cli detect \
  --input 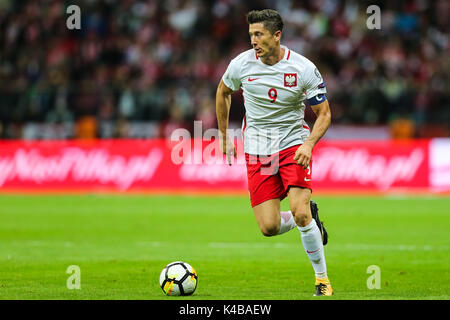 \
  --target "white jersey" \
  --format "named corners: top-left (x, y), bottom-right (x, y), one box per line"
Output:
top-left (222, 45), bottom-right (327, 155)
